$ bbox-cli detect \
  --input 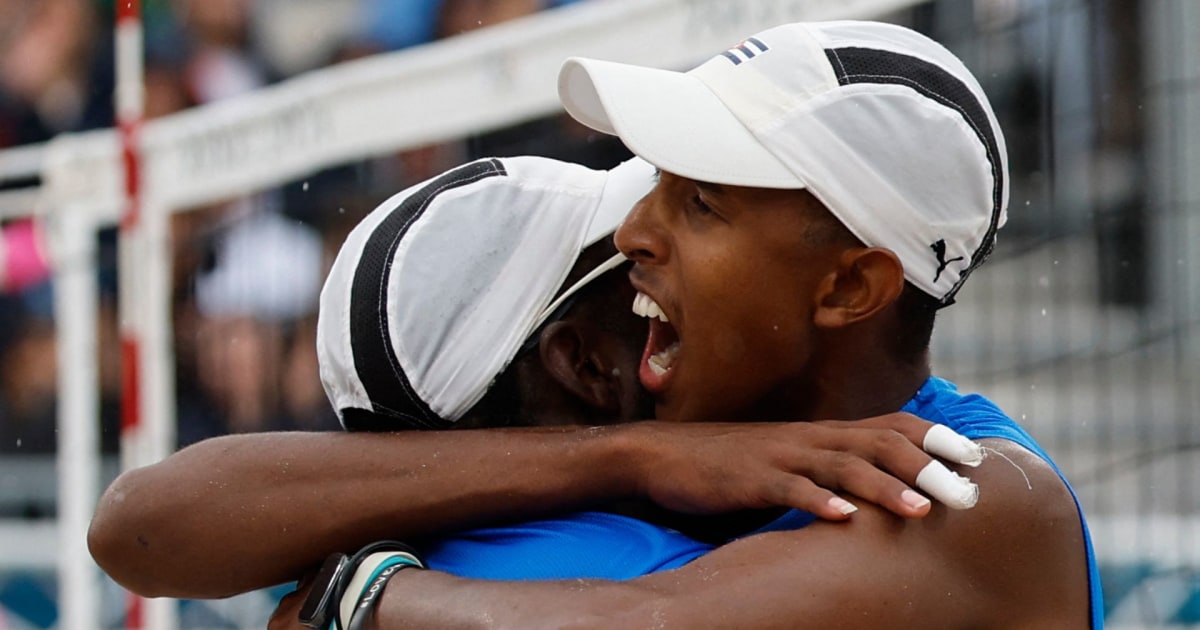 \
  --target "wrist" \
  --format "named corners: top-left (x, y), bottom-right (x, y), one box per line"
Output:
top-left (601, 422), bottom-right (659, 500)
top-left (299, 541), bottom-right (426, 630)
top-left (339, 551), bottom-right (423, 630)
